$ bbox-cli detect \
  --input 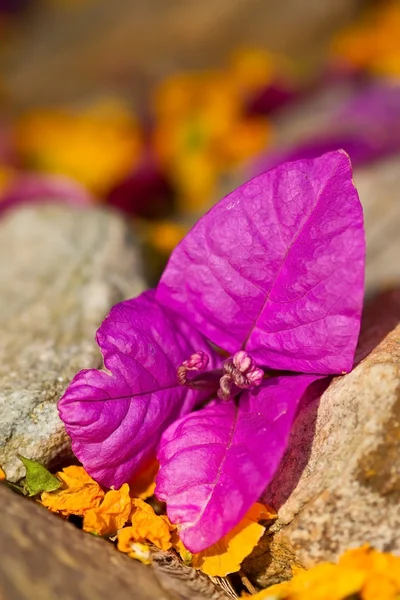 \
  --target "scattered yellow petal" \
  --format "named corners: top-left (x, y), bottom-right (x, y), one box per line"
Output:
top-left (0, 466), bottom-right (6, 481)
top-left (153, 73), bottom-right (200, 122)
top-left (83, 483), bottom-right (131, 536)
top-left (189, 503), bottom-right (276, 577)
top-left (247, 581), bottom-right (290, 599)
top-left (331, 2), bottom-right (400, 76)
top-left (196, 74), bottom-right (241, 140)
top-left (230, 48), bottom-right (276, 93)
top-left (339, 545), bottom-right (400, 598)
top-left (146, 221), bottom-right (187, 255)
top-left (248, 545), bottom-right (400, 600)
top-left (362, 576), bottom-right (400, 600)
top-left (15, 100), bottom-right (142, 195)
top-left (220, 117), bottom-right (271, 166)
top-left (41, 465), bottom-right (104, 516)
top-left (171, 150), bottom-right (218, 213)
top-left (251, 563), bottom-right (365, 600)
